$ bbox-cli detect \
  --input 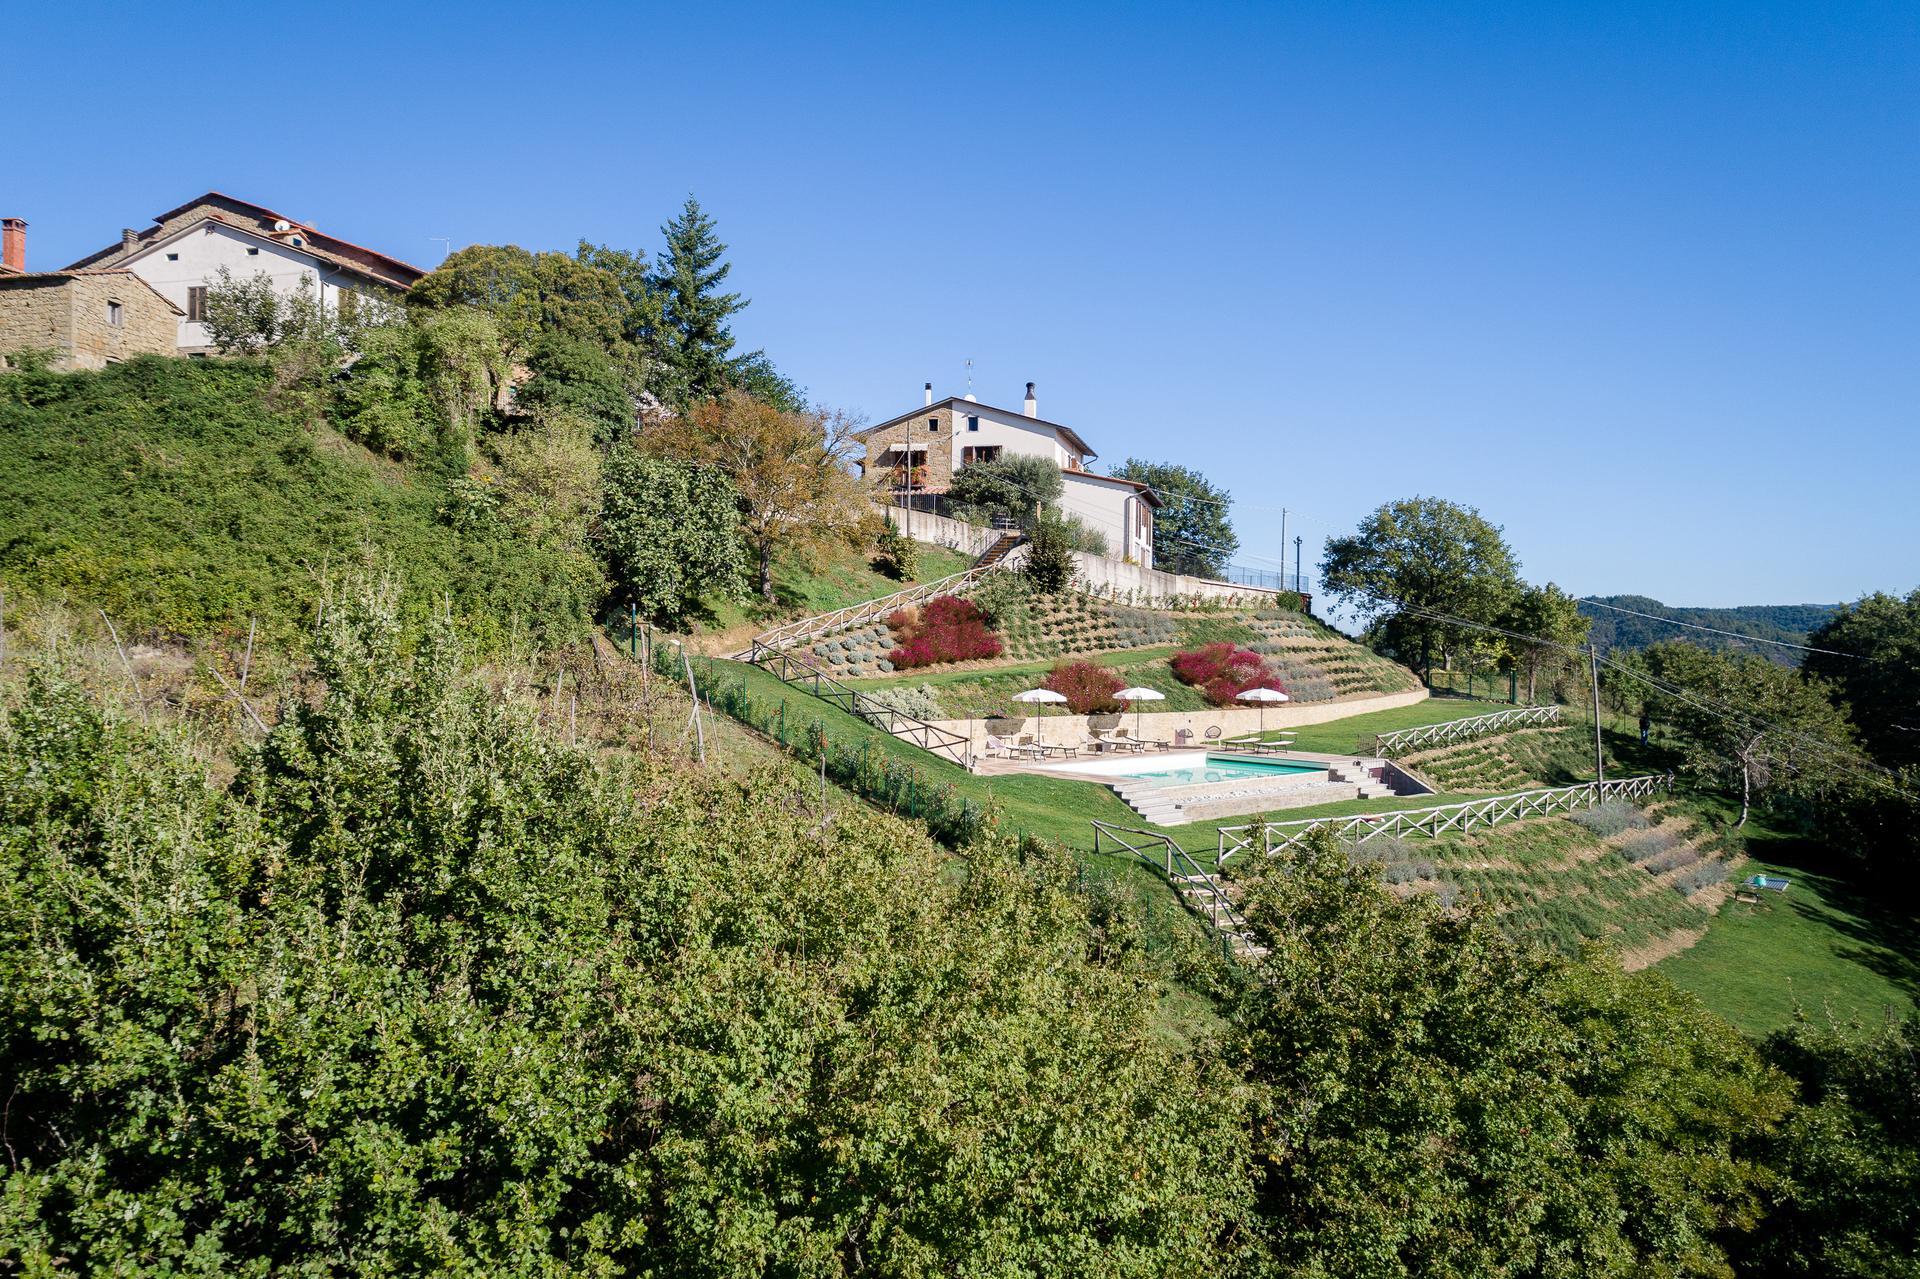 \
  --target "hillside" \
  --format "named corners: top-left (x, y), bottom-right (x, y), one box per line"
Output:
top-left (1580, 593), bottom-right (1835, 662)
top-left (0, 358), bottom-right (600, 651)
